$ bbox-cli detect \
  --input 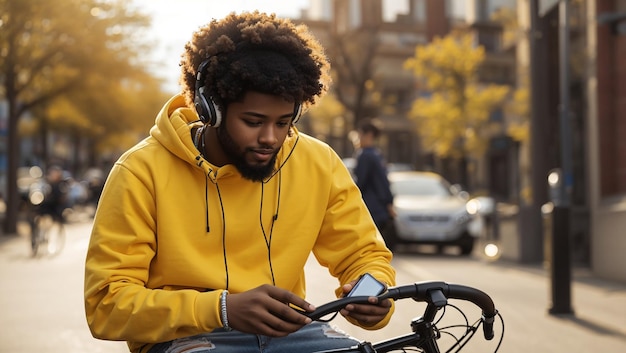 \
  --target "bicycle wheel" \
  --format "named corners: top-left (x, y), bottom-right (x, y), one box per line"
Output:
top-left (30, 220), bottom-right (42, 257)
top-left (37, 215), bottom-right (66, 256)
top-left (45, 220), bottom-right (65, 256)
